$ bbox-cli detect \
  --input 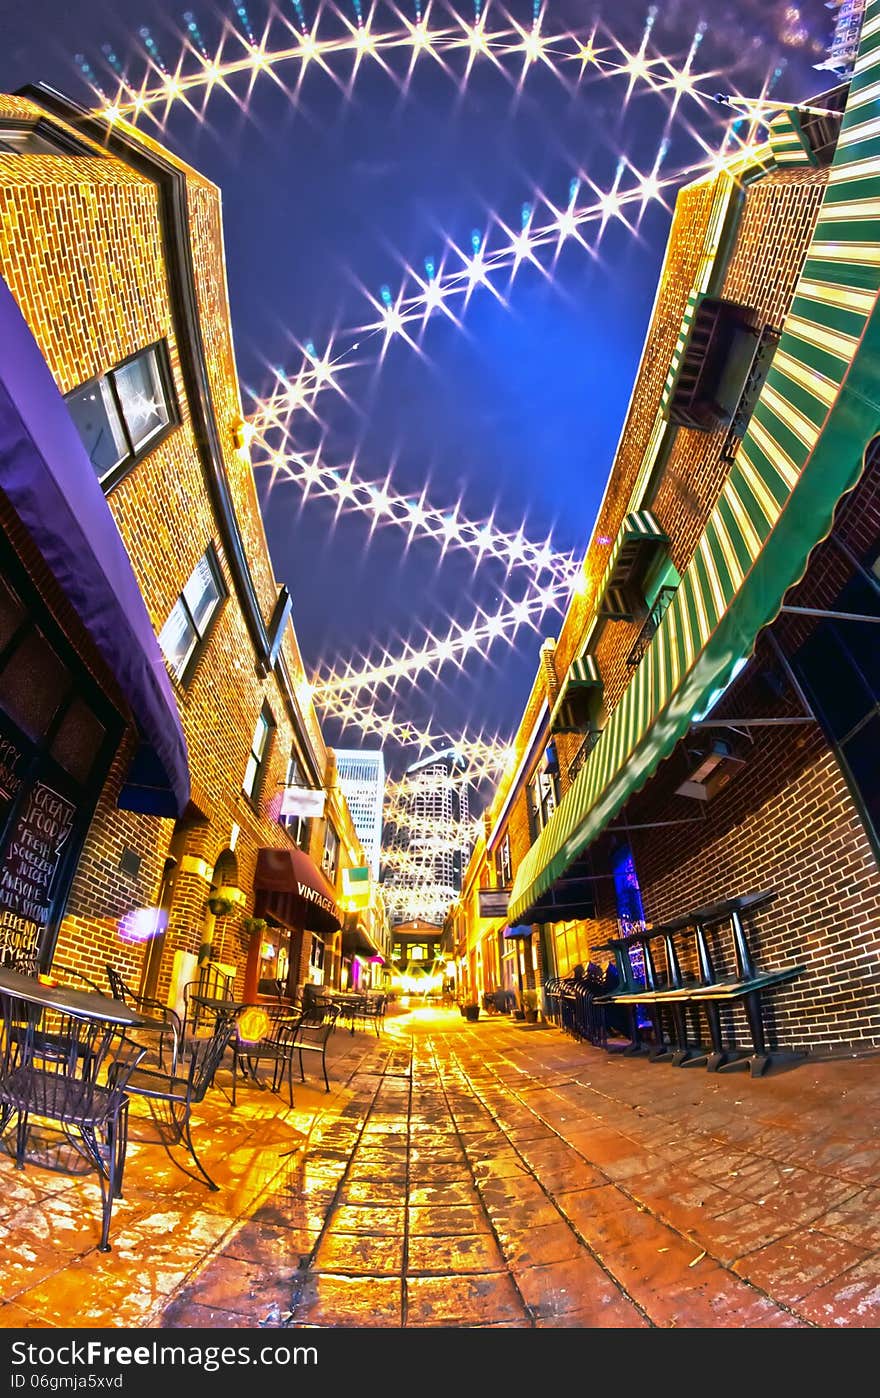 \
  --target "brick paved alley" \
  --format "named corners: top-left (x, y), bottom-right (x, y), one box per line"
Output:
top-left (3, 1004), bottom-right (877, 1330)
